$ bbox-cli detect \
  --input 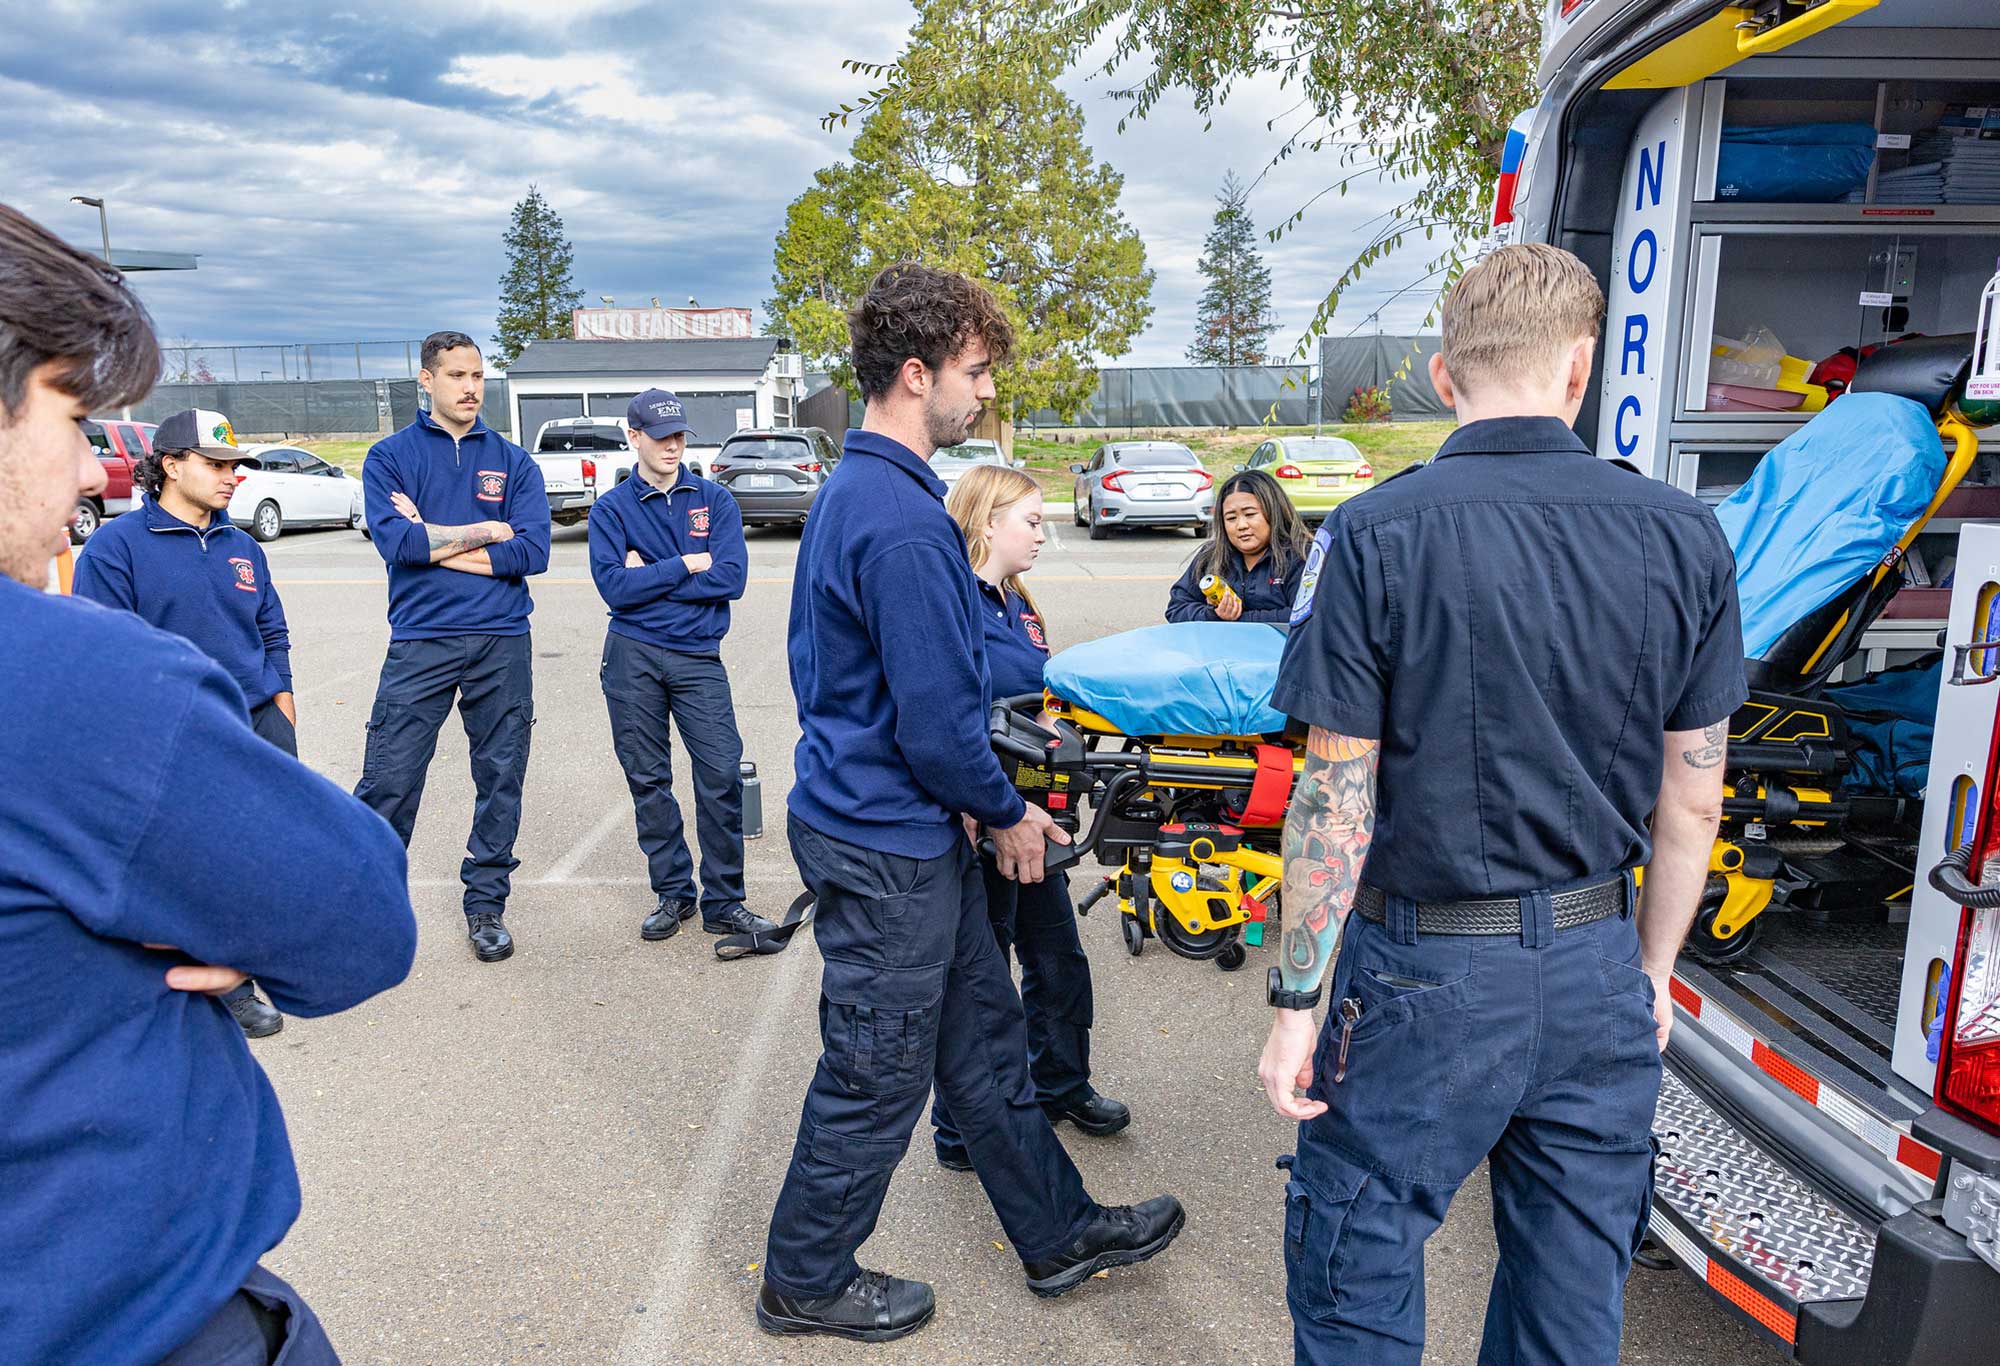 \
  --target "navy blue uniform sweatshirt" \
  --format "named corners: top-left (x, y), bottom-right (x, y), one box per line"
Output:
top-left (978, 579), bottom-right (1052, 702)
top-left (788, 429), bottom-right (1028, 857)
top-left (364, 409), bottom-right (551, 640)
top-left (72, 499), bottom-right (293, 708)
top-left (587, 467), bottom-right (747, 650)
top-left (1165, 543), bottom-right (1307, 624)
top-left (0, 578), bottom-right (416, 1365)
